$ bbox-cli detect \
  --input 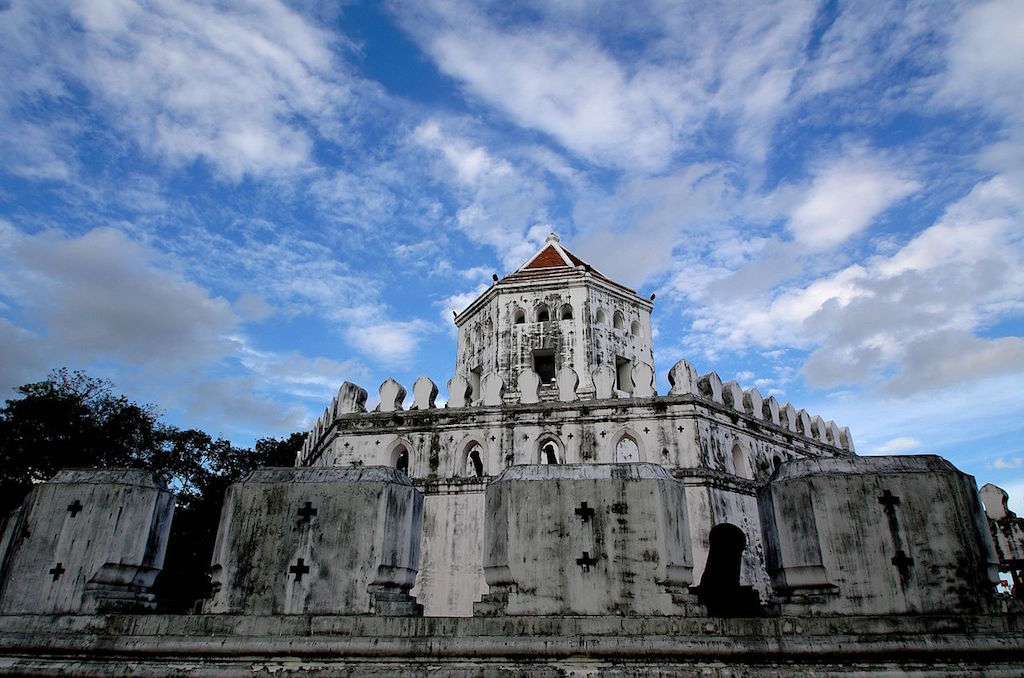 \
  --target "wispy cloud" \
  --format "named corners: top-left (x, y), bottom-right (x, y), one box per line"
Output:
top-left (787, 150), bottom-right (919, 249)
